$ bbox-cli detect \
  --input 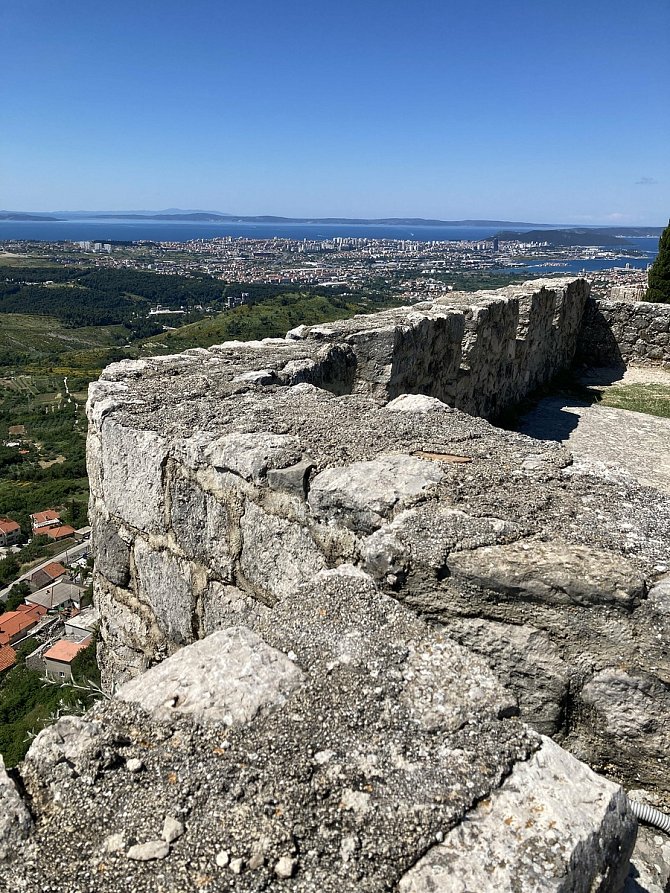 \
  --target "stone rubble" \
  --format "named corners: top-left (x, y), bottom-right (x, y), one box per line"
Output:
top-left (1, 573), bottom-right (637, 891)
